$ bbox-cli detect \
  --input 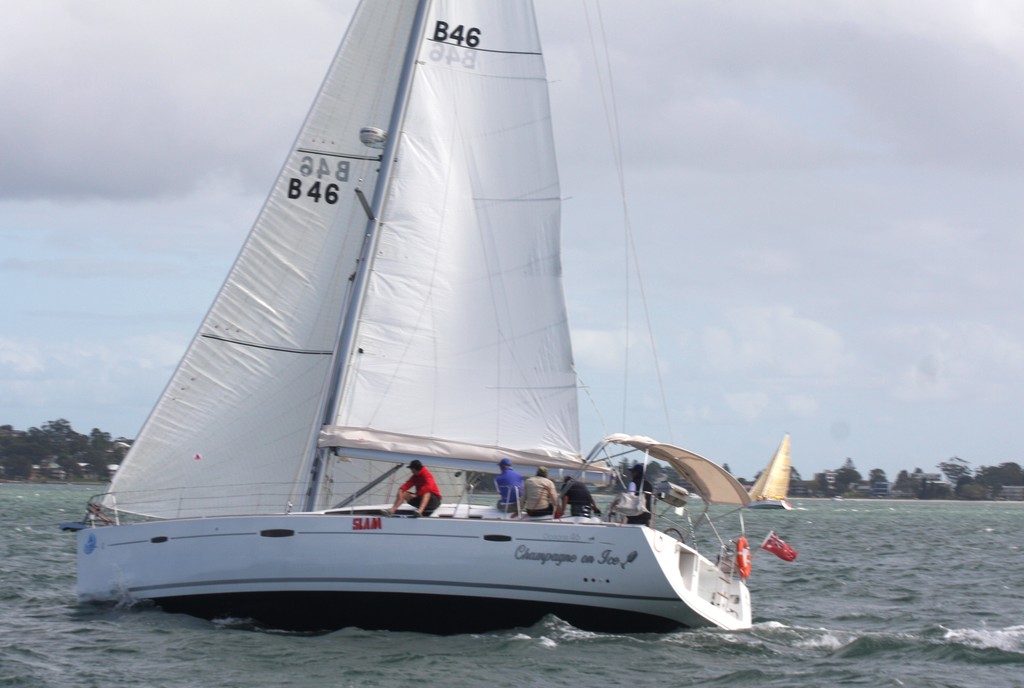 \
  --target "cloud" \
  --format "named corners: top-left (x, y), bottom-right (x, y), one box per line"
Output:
top-left (547, 1), bottom-right (1024, 175)
top-left (724, 391), bottom-right (770, 422)
top-left (721, 391), bottom-right (818, 425)
top-left (0, 1), bottom-right (351, 201)
top-left (572, 327), bottom-right (627, 373)
top-left (884, 322), bottom-right (1024, 403)
top-left (0, 333), bottom-right (185, 437)
top-left (700, 305), bottom-right (852, 381)
top-left (0, 337), bottom-right (45, 374)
